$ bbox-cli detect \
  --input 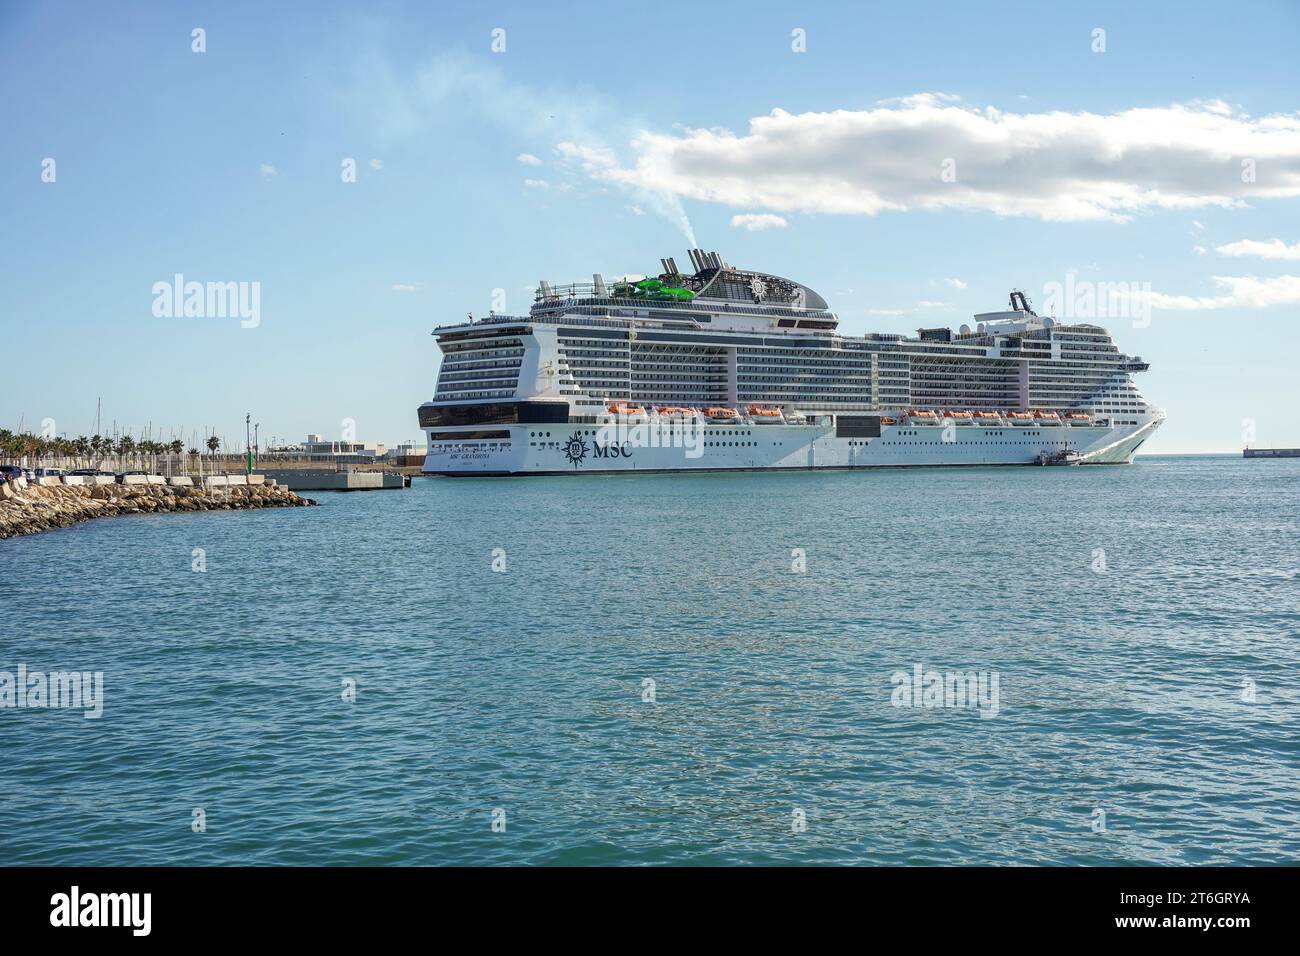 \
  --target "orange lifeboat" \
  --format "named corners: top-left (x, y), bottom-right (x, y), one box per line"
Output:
top-left (704, 407), bottom-right (740, 423)
top-left (655, 406), bottom-right (696, 419)
top-left (1065, 411), bottom-right (1093, 426)
top-left (1007, 411), bottom-right (1034, 425)
top-left (1033, 410), bottom-right (1062, 424)
top-left (607, 402), bottom-right (648, 420)
top-left (747, 405), bottom-right (784, 423)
